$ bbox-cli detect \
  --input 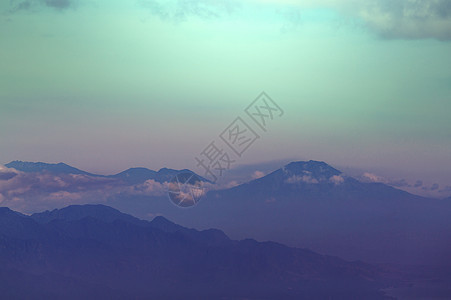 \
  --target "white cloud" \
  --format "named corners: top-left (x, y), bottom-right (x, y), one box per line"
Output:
top-left (46, 191), bottom-right (82, 201)
top-left (225, 180), bottom-right (240, 188)
top-left (353, 0), bottom-right (451, 40)
top-left (330, 175), bottom-right (345, 185)
top-left (285, 175), bottom-right (319, 184)
top-left (362, 172), bottom-right (386, 183)
top-left (8, 0), bottom-right (75, 12)
top-left (0, 168), bottom-right (174, 212)
top-left (251, 171), bottom-right (265, 179)
top-left (140, 0), bottom-right (240, 21)
top-left (130, 179), bottom-right (167, 196)
top-left (253, 0), bottom-right (451, 40)
top-left (8, 0), bottom-right (450, 39)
